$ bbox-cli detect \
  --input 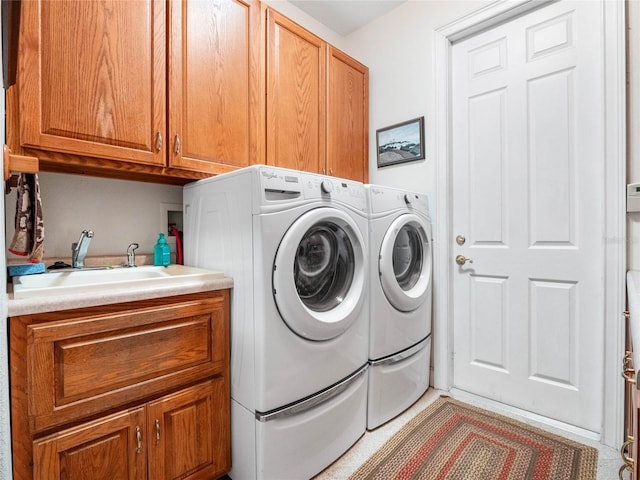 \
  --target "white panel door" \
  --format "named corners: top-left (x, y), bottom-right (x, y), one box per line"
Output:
top-left (452, 1), bottom-right (604, 432)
